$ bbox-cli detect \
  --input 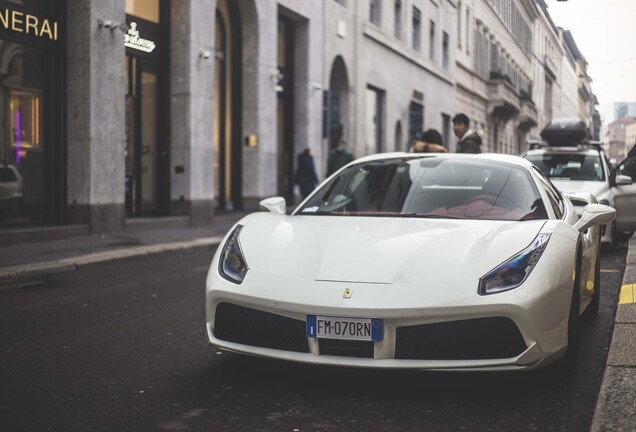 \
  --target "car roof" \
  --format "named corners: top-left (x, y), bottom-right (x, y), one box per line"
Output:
top-left (351, 151), bottom-right (536, 170)
top-left (525, 138), bottom-right (606, 157)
